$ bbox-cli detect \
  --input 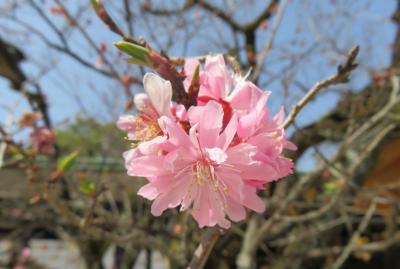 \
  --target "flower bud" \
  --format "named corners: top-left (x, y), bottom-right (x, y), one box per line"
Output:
top-left (134, 93), bottom-right (150, 112)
